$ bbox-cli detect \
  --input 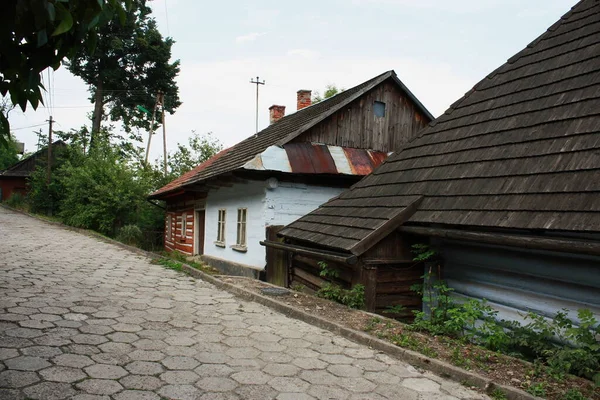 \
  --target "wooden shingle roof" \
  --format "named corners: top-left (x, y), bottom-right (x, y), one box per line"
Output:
top-left (280, 0), bottom-right (600, 254)
top-left (0, 141), bottom-right (66, 178)
top-left (149, 70), bottom-right (433, 199)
